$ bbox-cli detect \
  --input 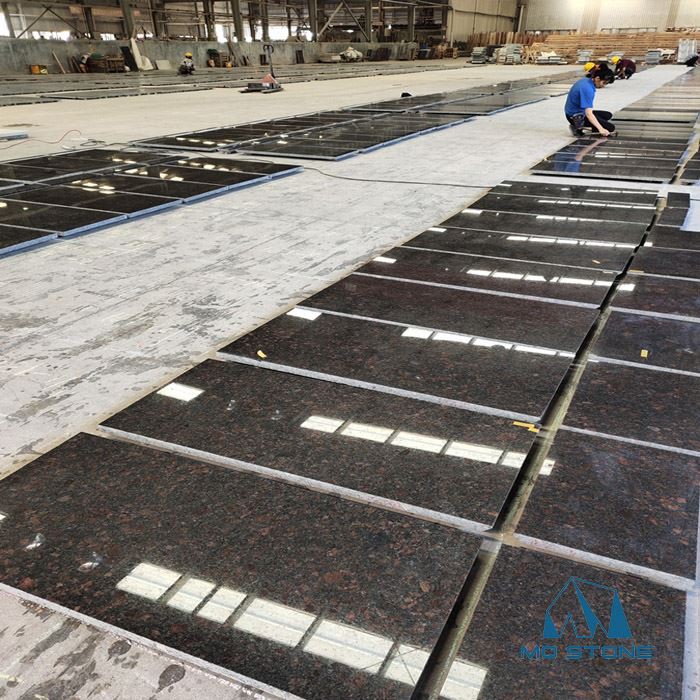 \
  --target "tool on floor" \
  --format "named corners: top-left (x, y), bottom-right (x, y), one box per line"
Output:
top-left (240, 44), bottom-right (283, 93)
